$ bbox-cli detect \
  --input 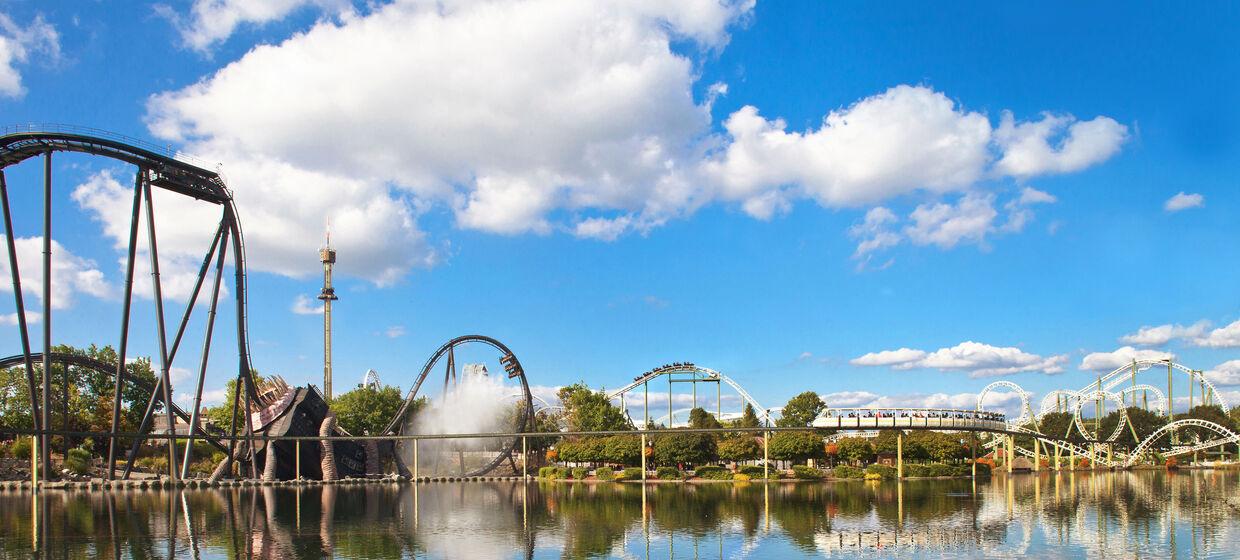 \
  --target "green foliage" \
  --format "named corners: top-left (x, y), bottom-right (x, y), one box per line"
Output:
top-left (539, 466), bottom-right (570, 479)
top-left (136, 455), bottom-right (169, 473)
top-left (10, 437), bottom-right (31, 458)
top-left (203, 372), bottom-right (267, 432)
top-left (0, 344), bottom-right (158, 449)
top-left (655, 466), bottom-right (682, 480)
top-left (865, 464), bottom-right (896, 479)
top-left (687, 407), bottom-right (722, 429)
top-left (652, 430), bottom-right (715, 466)
top-left (776, 391), bottom-right (824, 427)
top-left (904, 464), bottom-right (930, 477)
top-left (717, 435), bottom-right (761, 462)
top-left (791, 465), bottom-right (823, 479)
top-left (769, 431), bottom-right (825, 463)
top-left (735, 403), bottom-right (762, 428)
top-left (833, 437), bottom-right (874, 465)
top-left (558, 383), bottom-right (630, 432)
top-left (603, 435), bottom-right (641, 465)
top-left (571, 467), bottom-right (590, 480)
top-left (595, 466), bottom-right (615, 481)
top-left (732, 473), bottom-right (751, 482)
top-left (332, 384), bottom-right (406, 435)
top-left (622, 467), bottom-right (644, 479)
top-left (737, 465), bottom-right (780, 479)
top-left (64, 447), bottom-right (92, 475)
top-left (693, 465), bottom-right (733, 480)
top-left (831, 465), bottom-right (864, 479)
